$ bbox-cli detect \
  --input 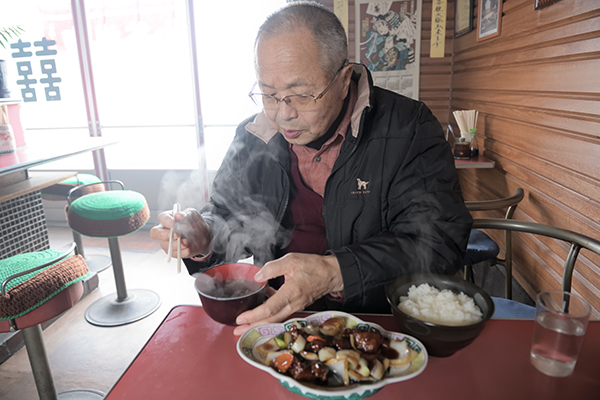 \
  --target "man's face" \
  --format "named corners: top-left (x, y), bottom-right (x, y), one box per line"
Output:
top-left (255, 29), bottom-right (351, 146)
